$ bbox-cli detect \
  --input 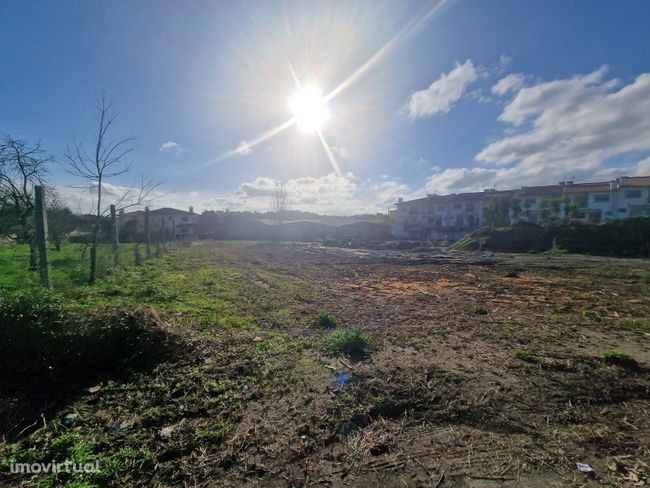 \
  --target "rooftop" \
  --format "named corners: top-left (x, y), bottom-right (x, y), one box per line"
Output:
top-left (397, 175), bottom-right (650, 206)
